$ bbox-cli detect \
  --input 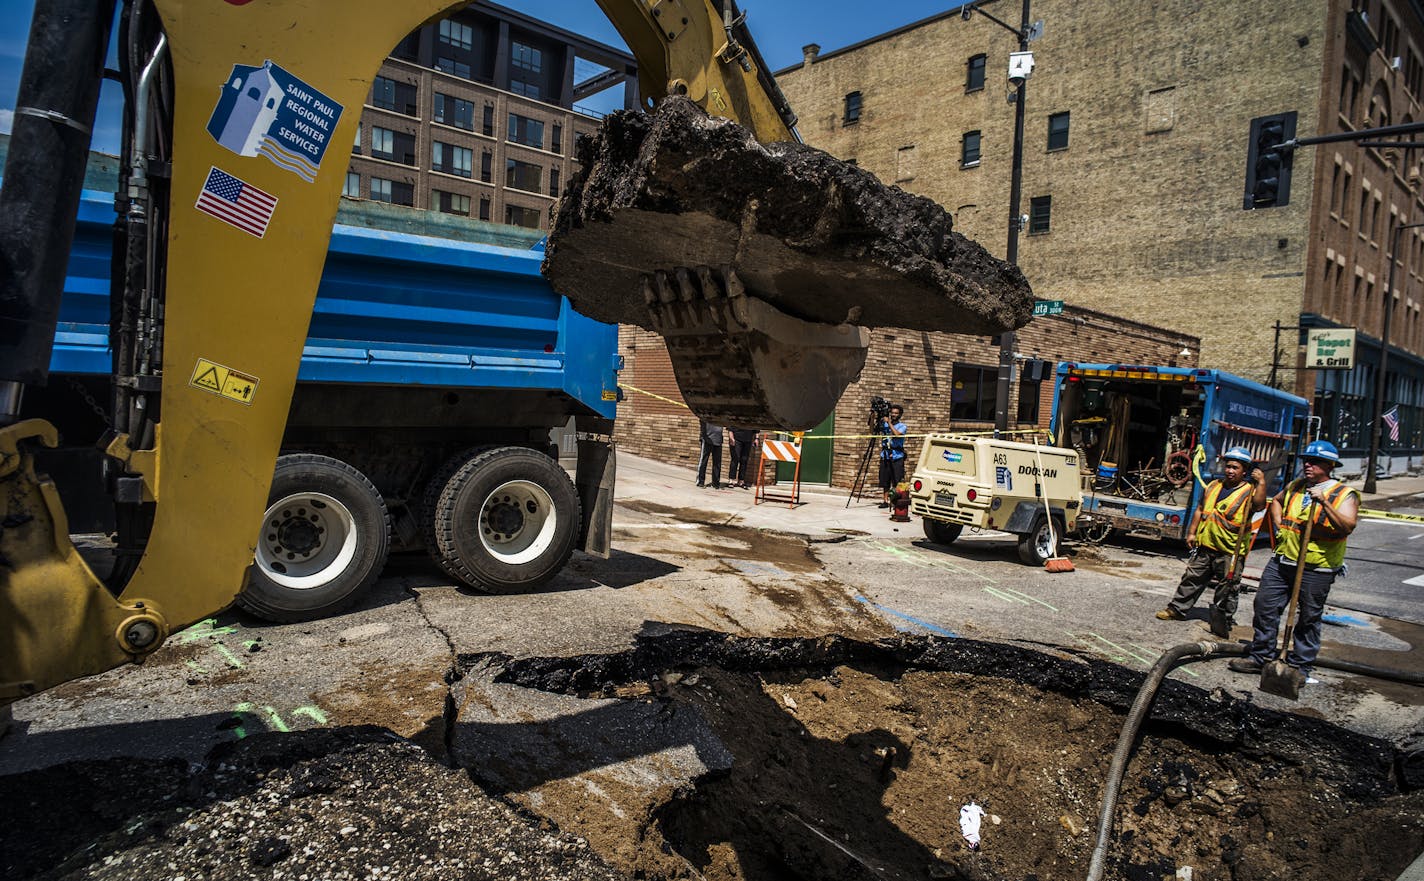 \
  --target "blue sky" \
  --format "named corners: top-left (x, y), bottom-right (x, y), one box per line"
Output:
top-left (0, 1), bottom-right (964, 153)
